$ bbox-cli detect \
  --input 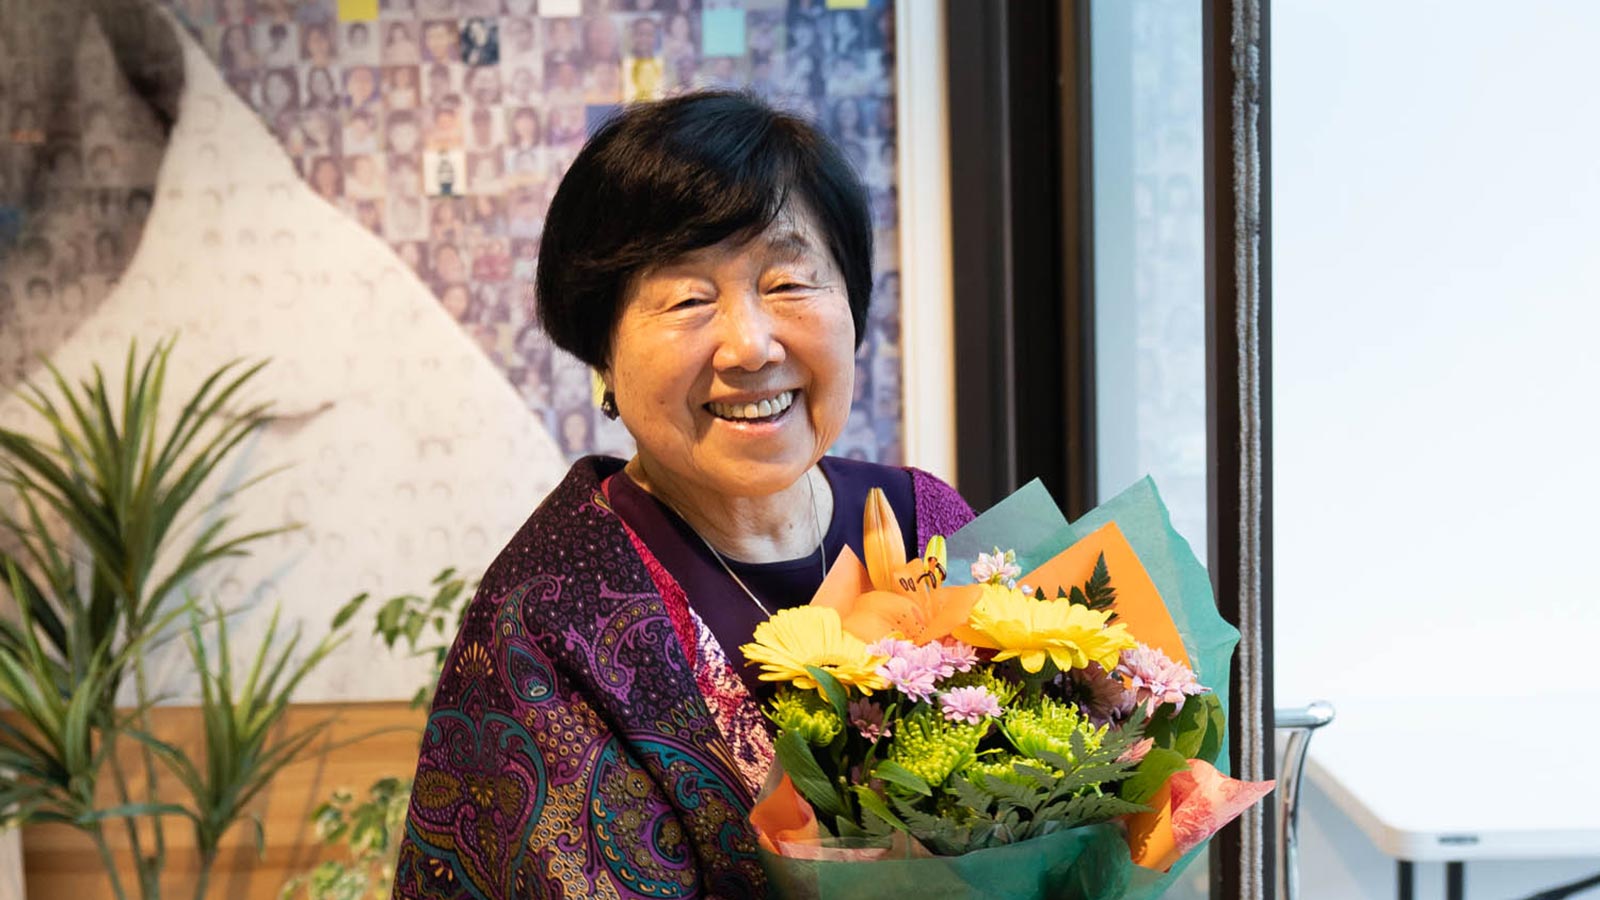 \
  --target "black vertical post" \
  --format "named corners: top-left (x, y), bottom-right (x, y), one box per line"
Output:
top-left (1204, 0), bottom-right (1276, 896)
top-left (946, 0), bottom-right (1096, 515)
